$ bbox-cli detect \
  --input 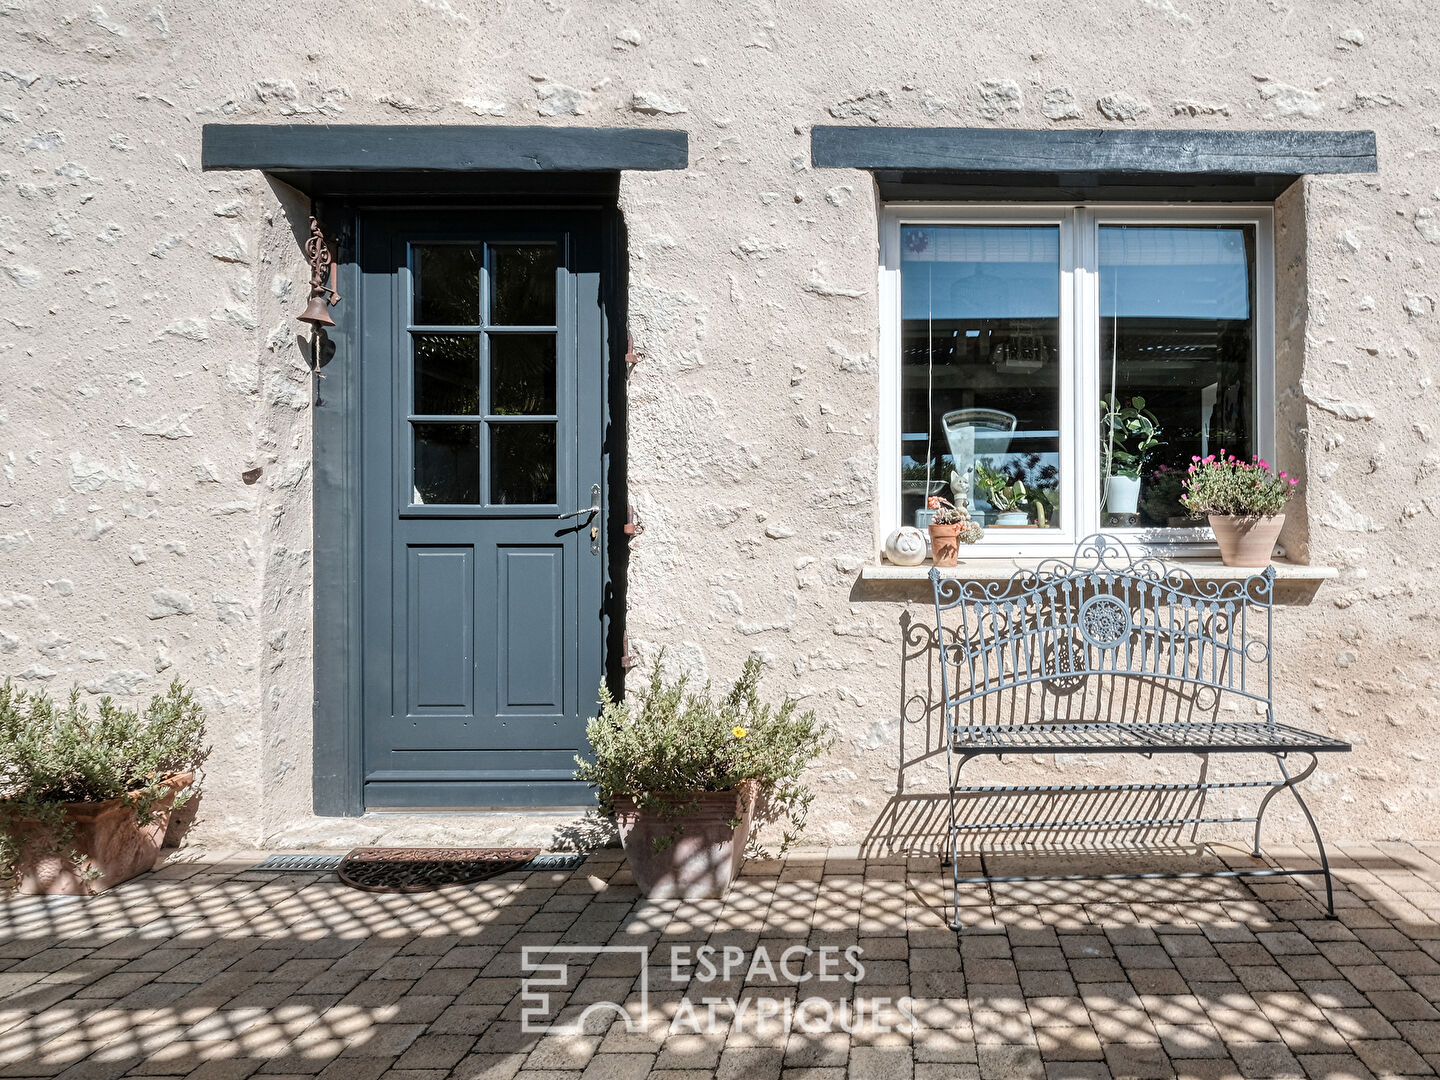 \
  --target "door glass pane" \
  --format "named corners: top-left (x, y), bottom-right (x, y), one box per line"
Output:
top-left (1099, 225), bottom-right (1255, 529)
top-left (490, 335), bottom-right (556, 416)
top-left (490, 424), bottom-right (556, 505)
top-left (490, 244), bottom-right (556, 326)
top-left (414, 245), bottom-right (480, 326)
top-left (414, 334), bottom-right (479, 415)
top-left (413, 423), bottom-right (480, 504)
top-left (900, 225), bottom-right (1062, 532)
